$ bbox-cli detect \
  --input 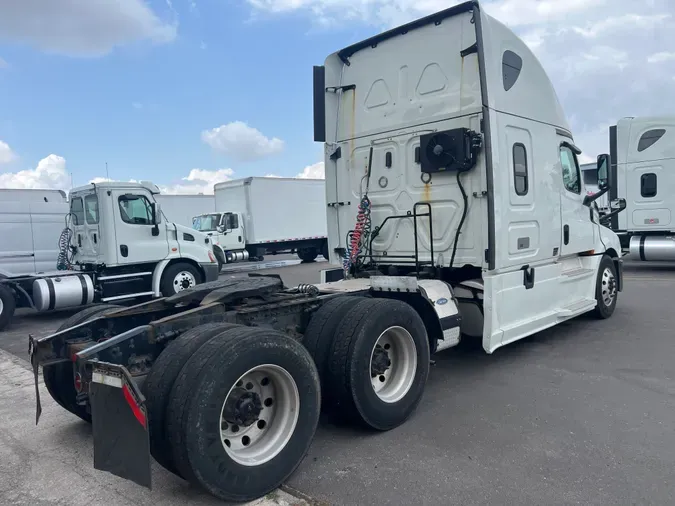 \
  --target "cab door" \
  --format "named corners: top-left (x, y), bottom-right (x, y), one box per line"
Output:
top-left (112, 190), bottom-right (169, 264)
top-left (69, 193), bottom-right (99, 263)
top-left (218, 212), bottom-right (245, 251)
top-left (558, 141), bottom-right (596, 256)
